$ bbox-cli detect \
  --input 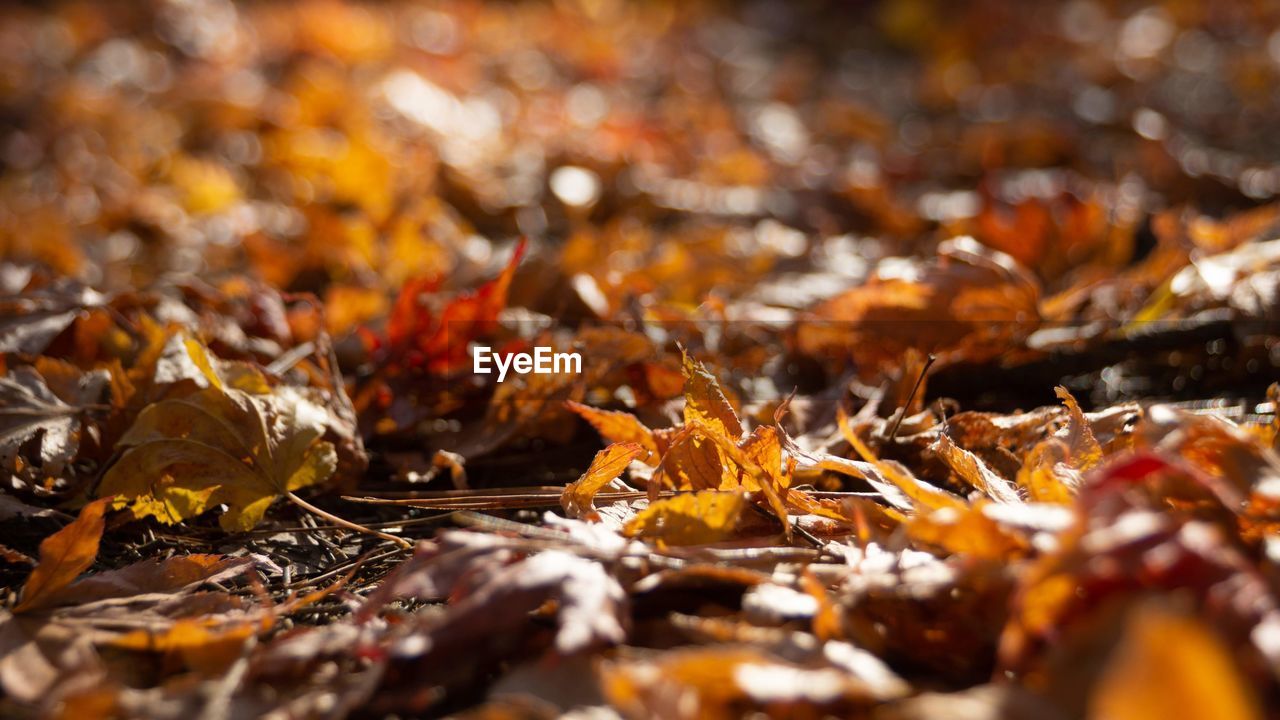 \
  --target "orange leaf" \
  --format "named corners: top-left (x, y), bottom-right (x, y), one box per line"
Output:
top-left (561, 442), bottom-right (645, 520)
top-left (931, 433), bottom-right (1021, 504)
top-left (837, 407), bottom-right (963, 512)
top-left (680, 351), bottom-right (742, 440)
top-left (15, 497), bottom-right (112, 613)
top-left (654, 431), bottom-right (726, 492)
top-left (1017, 438), bottom-right (1078, 503)
top-left (566, 401), bottom-right (658, 462)
top-left (1055, 386), bottom-right (1102, 470)
top-left (113, 619), bottom-right (257, 676)
top-left (1089, 606), bottom-right (1261, 720)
